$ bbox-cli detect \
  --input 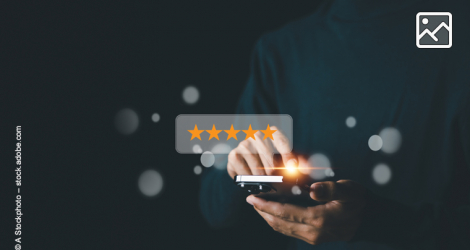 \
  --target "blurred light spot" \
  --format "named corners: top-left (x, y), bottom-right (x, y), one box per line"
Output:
top-left (182, 86), bottom-right (199, 105)
top-left (325, 168), bottom-right (335, 177)
top-left (308, 153), bottom-right (331, 180)
top-left (285, 159), bottom-right (297, 172)
top-left (298, 157), bottom-right (312, 175)
top-left (200, 151), bottom-right (215, 167)
top-left (345, 116), bottom-right (356, 128)
top-left (211, 143), bottom-right (232, 169)
top-left (379, 127), bottom-right (402, 154)
top-left (194, 165), bottom-right (202, 175)
top-left (292, 185), bottom-right (302, 195)
top-left (372, 163), bottom-right (392, 185)
top-left (192, 144), bottom-right (203, 154)
top-left (368, 135), bottom-right (383, 151)
top-left (151, 113), bottom-right (160, 123)
top-left (138, 169), bottom-right (164, 197)
top-left (211, 143), bottom-right (232, 154)
top-left (115, 108), bottom-right (139, 135)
